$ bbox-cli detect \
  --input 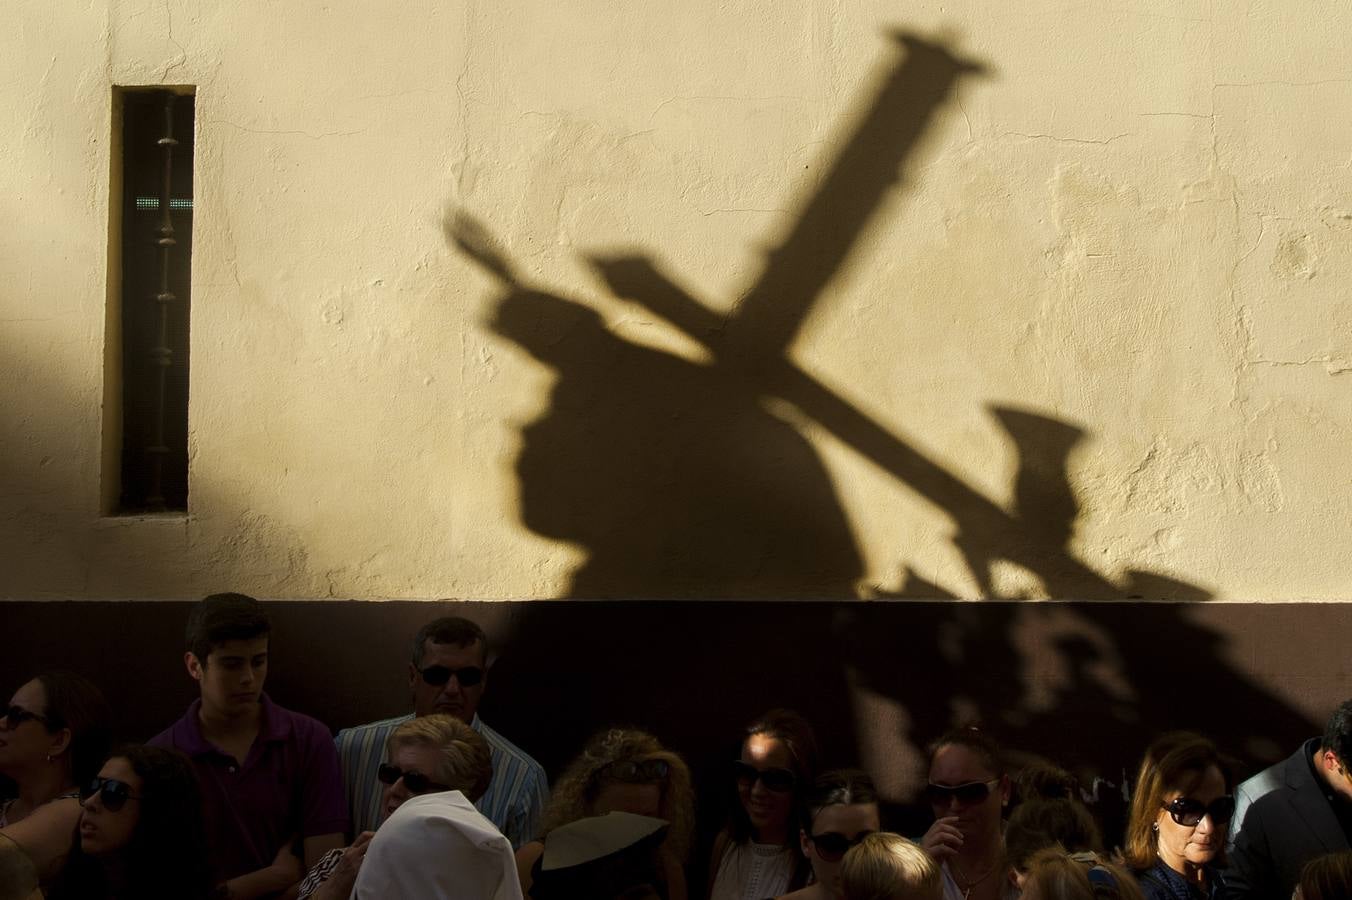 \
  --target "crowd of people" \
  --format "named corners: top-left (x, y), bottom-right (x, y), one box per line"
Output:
top-left (2, 592), bottom-right (1352, 900)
